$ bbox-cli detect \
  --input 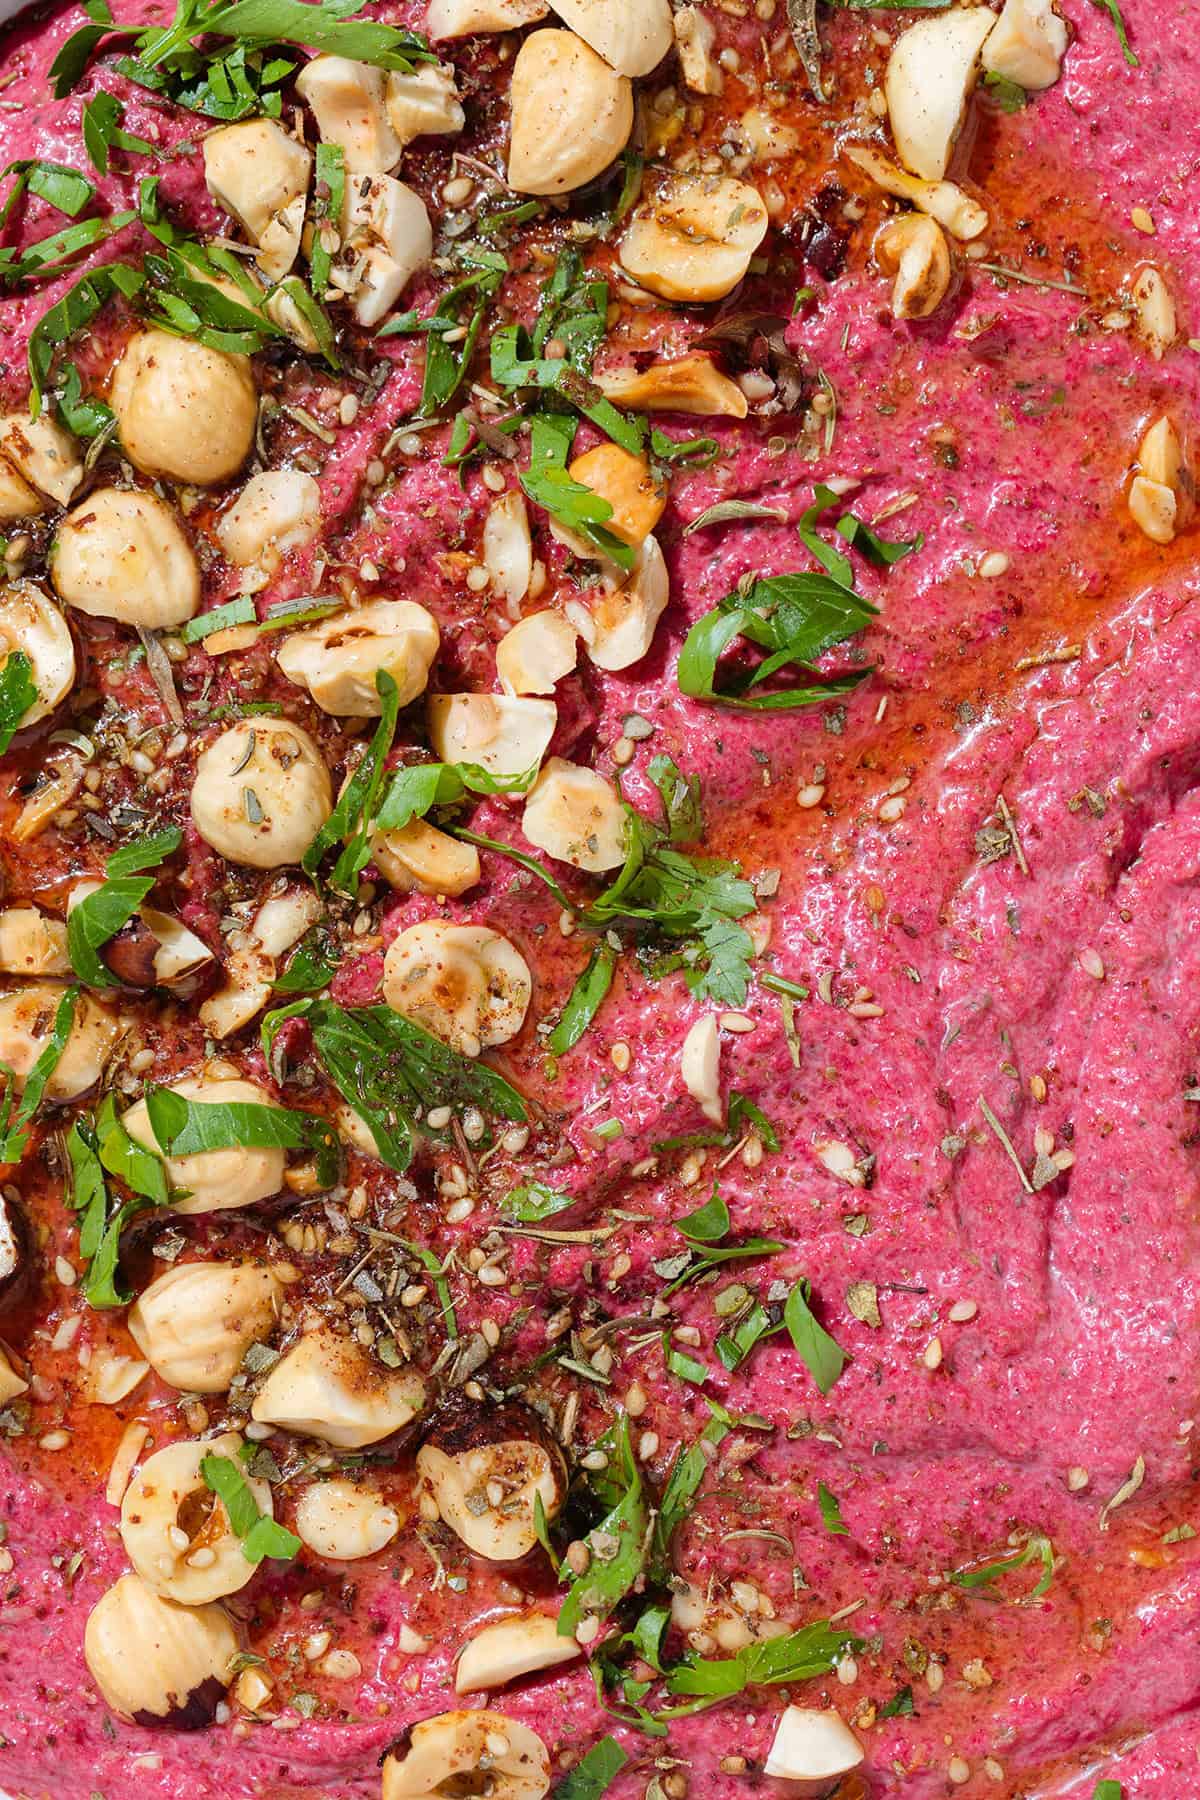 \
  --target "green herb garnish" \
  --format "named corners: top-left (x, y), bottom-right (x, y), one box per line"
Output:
top-left (0, 986), bottom-right (78, 1160)
top-left (262, 997), bottom-right (526, 1174)
top-left (0, 650), bottom-right (38, 753)
top-left (66, 828), bottom-right (182, 989)
top-left (81, 93), bottom-right (157, 173)
top-left (201, 1451), bottom-right (301, 1563)
top-left (551, 1738), bottom-right (628, 1800)
top-left (784, 1278), bottom-right (846, 1394)
top-left (950, 1533), bottom-right (1055, 1600)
